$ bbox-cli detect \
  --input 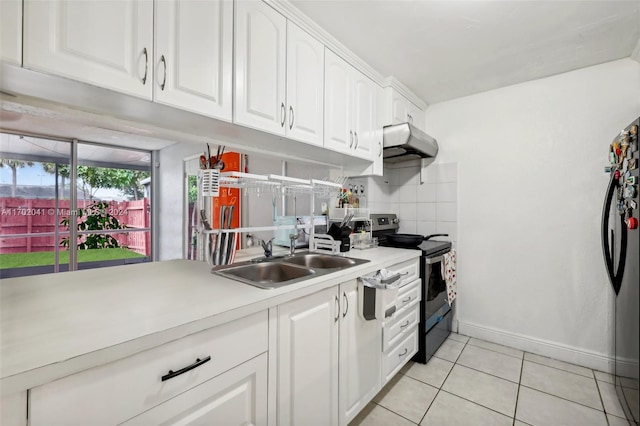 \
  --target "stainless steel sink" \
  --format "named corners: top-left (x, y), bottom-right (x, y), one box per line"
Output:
top-left (214, 262), bottom-right (316, 289)
top-left (281, 253), bottom-right (359, 269)
top-left (213, 252), bottom-right (370, 289)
